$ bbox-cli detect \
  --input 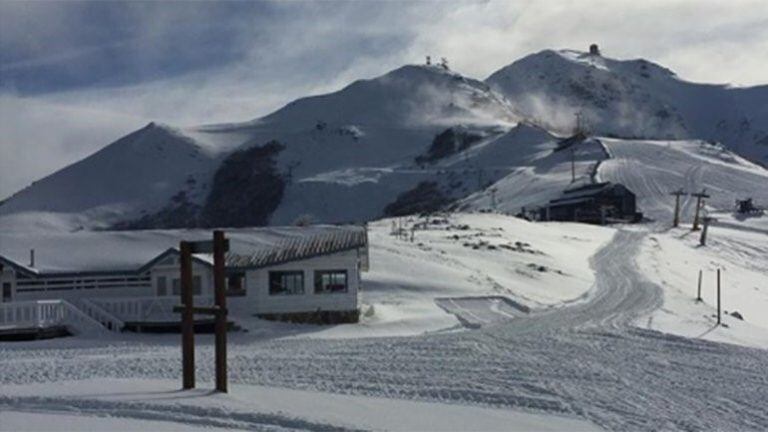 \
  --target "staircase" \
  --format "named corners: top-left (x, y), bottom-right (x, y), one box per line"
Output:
top-left (77, 299), bottom-right (125, 332)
